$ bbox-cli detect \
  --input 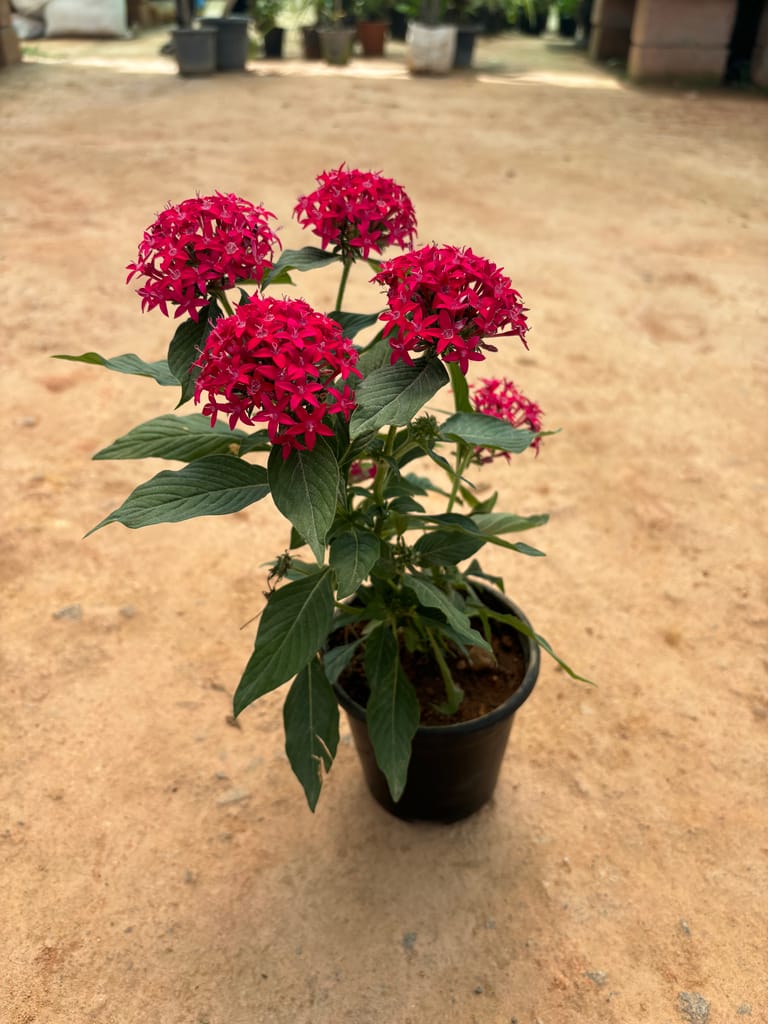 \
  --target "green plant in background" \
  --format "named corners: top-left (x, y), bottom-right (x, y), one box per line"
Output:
top-left (249, 0), bottom-right (284, 32)
top-left (352, 0), bottom-right (390, 21)
top-left (59, 167), bottom-right (589, 811)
